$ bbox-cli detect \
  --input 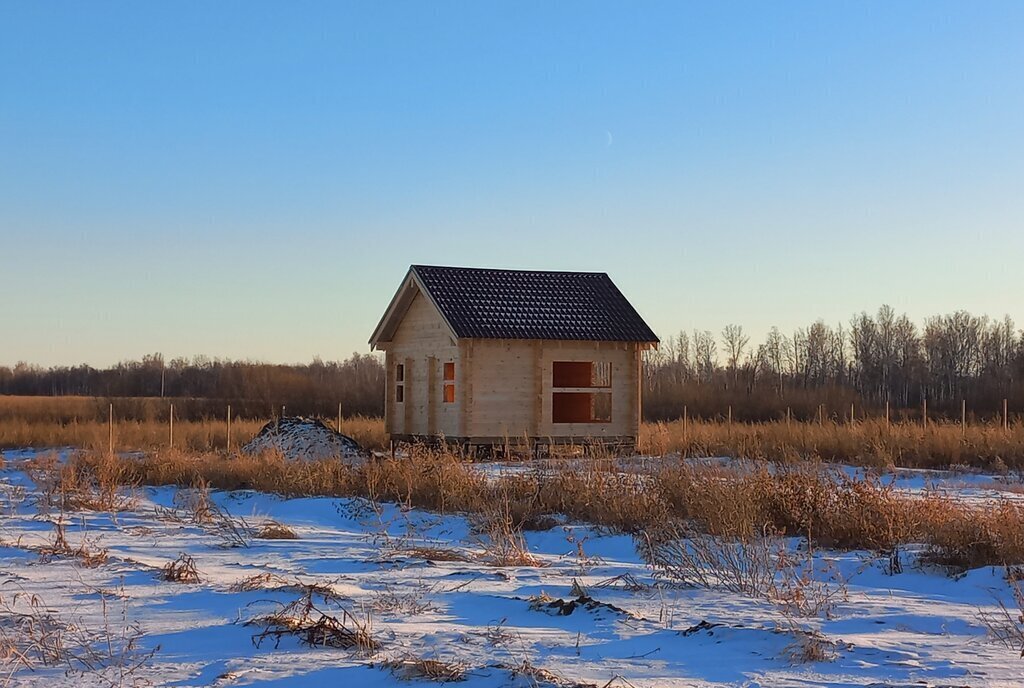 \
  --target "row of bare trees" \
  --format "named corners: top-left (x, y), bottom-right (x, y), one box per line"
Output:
top-left (0, 353), bottom-right (385, 419)
top-left (645, 306), bottom-right (1024, 422)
